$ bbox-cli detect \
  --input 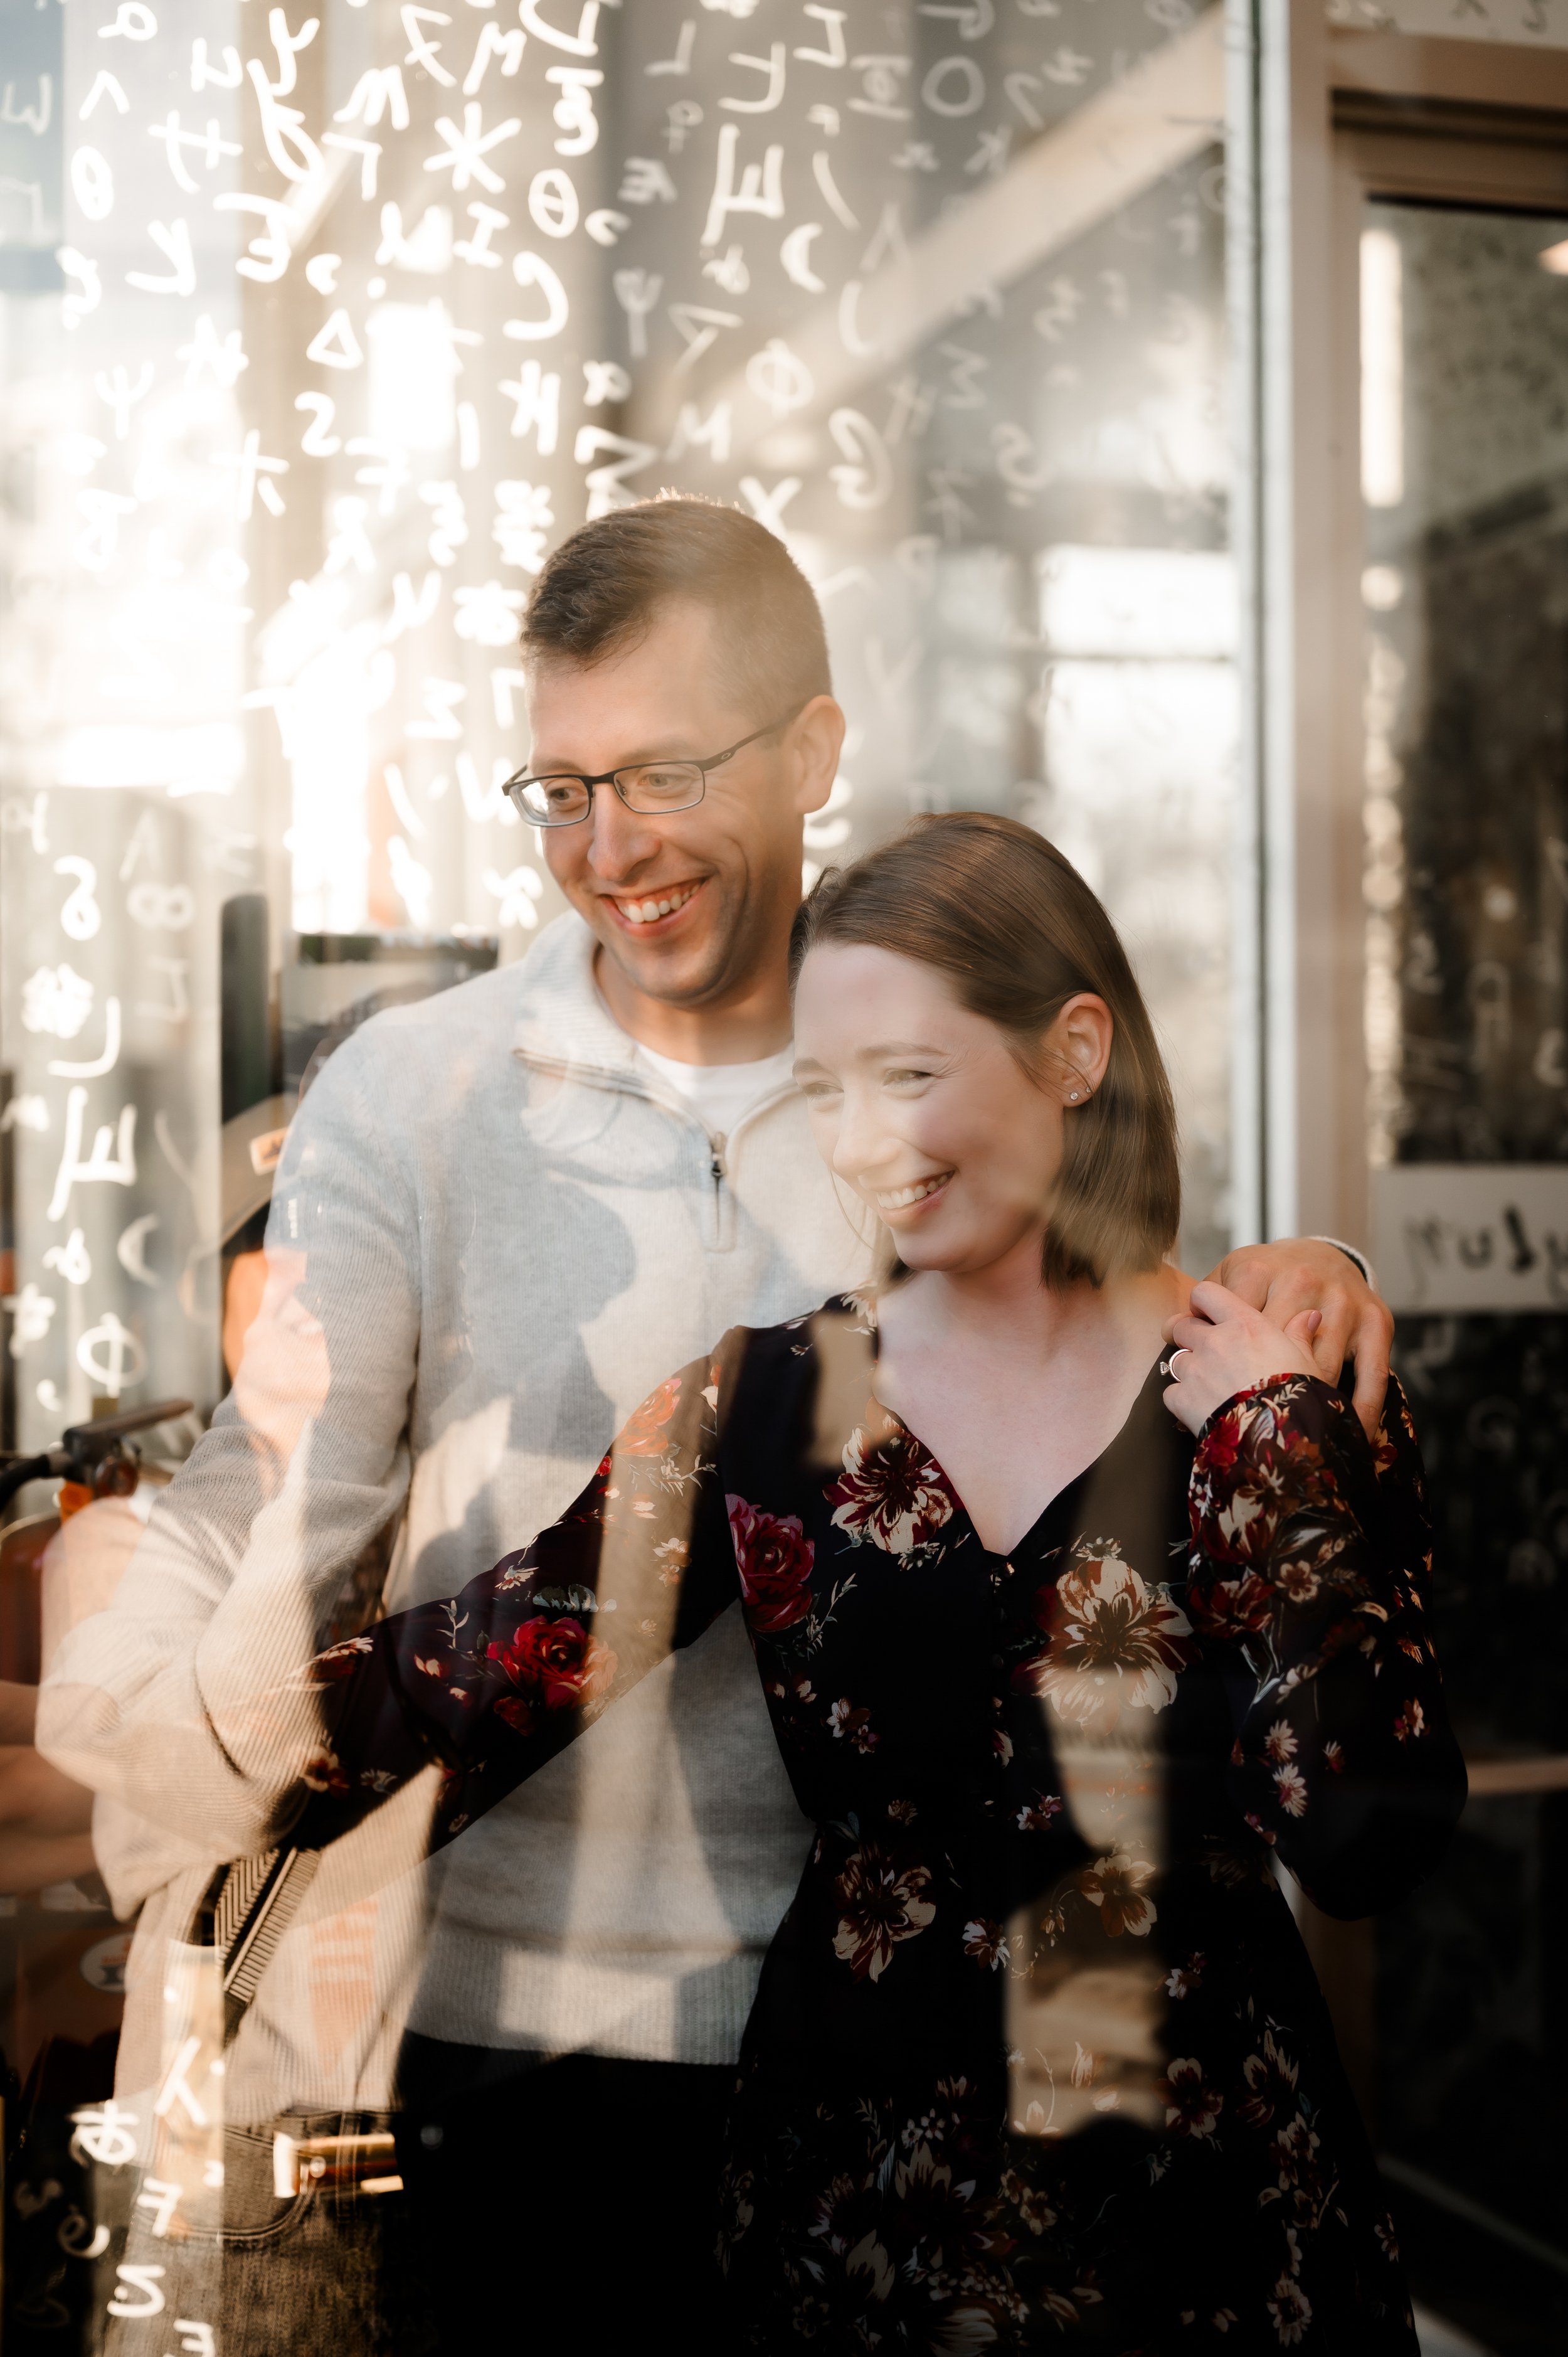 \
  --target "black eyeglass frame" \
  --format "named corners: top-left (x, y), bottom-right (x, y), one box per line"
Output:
top-left (502, 703), bottom-right (806, 828)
